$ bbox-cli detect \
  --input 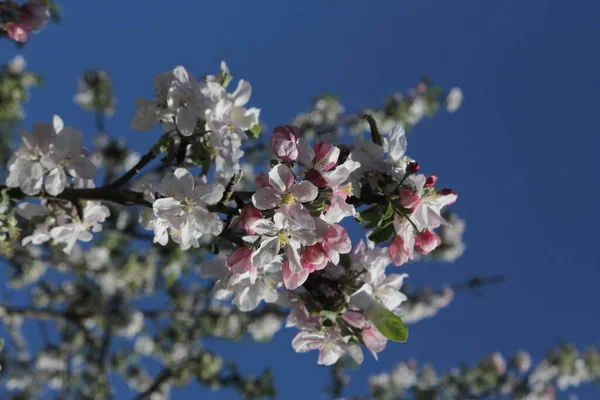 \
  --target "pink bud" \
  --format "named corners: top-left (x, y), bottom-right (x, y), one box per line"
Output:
top-left (254, 172), bottom-right (270, 188)
top-left (362, 327), bottom-right (387, 359)
top-left (399, 188), bottom-right (420, 210)
top-left (305, 168), bottom-right (328, 188)
top-left (313, 142), bottom-right (339, 171)
top-left (407, 161), bottom-right (420, 174)
top-left (301, 244), bottom-right (328, 273)
top-left (389, 236), bottom-right (411, 266)
top-left (226, 247), bottom-right (255, 275)
top-left (342, 311), bottom-right (368, 328)
top-left (414, 230), bottom-right (442, 254)
top-left (4, 23), bottom-right (28, 42)
top-left (241, 205), bottom-right (261, 234)
top-left (425, 175), bottom-right (438, 188)
top-left (271, 125), bottom-right (300, 162)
